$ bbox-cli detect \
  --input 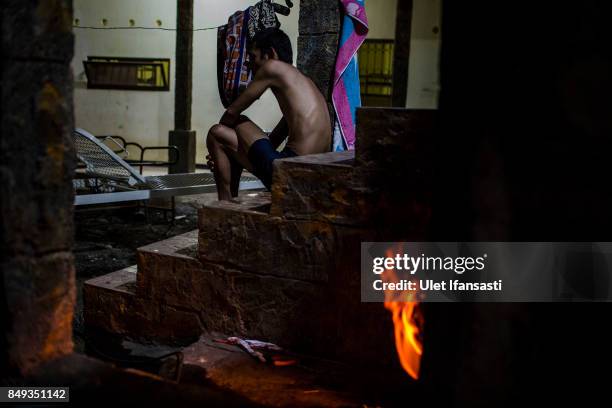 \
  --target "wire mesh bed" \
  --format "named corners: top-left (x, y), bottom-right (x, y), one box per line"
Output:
top-left (73, 128), bottom-right (263, 206)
